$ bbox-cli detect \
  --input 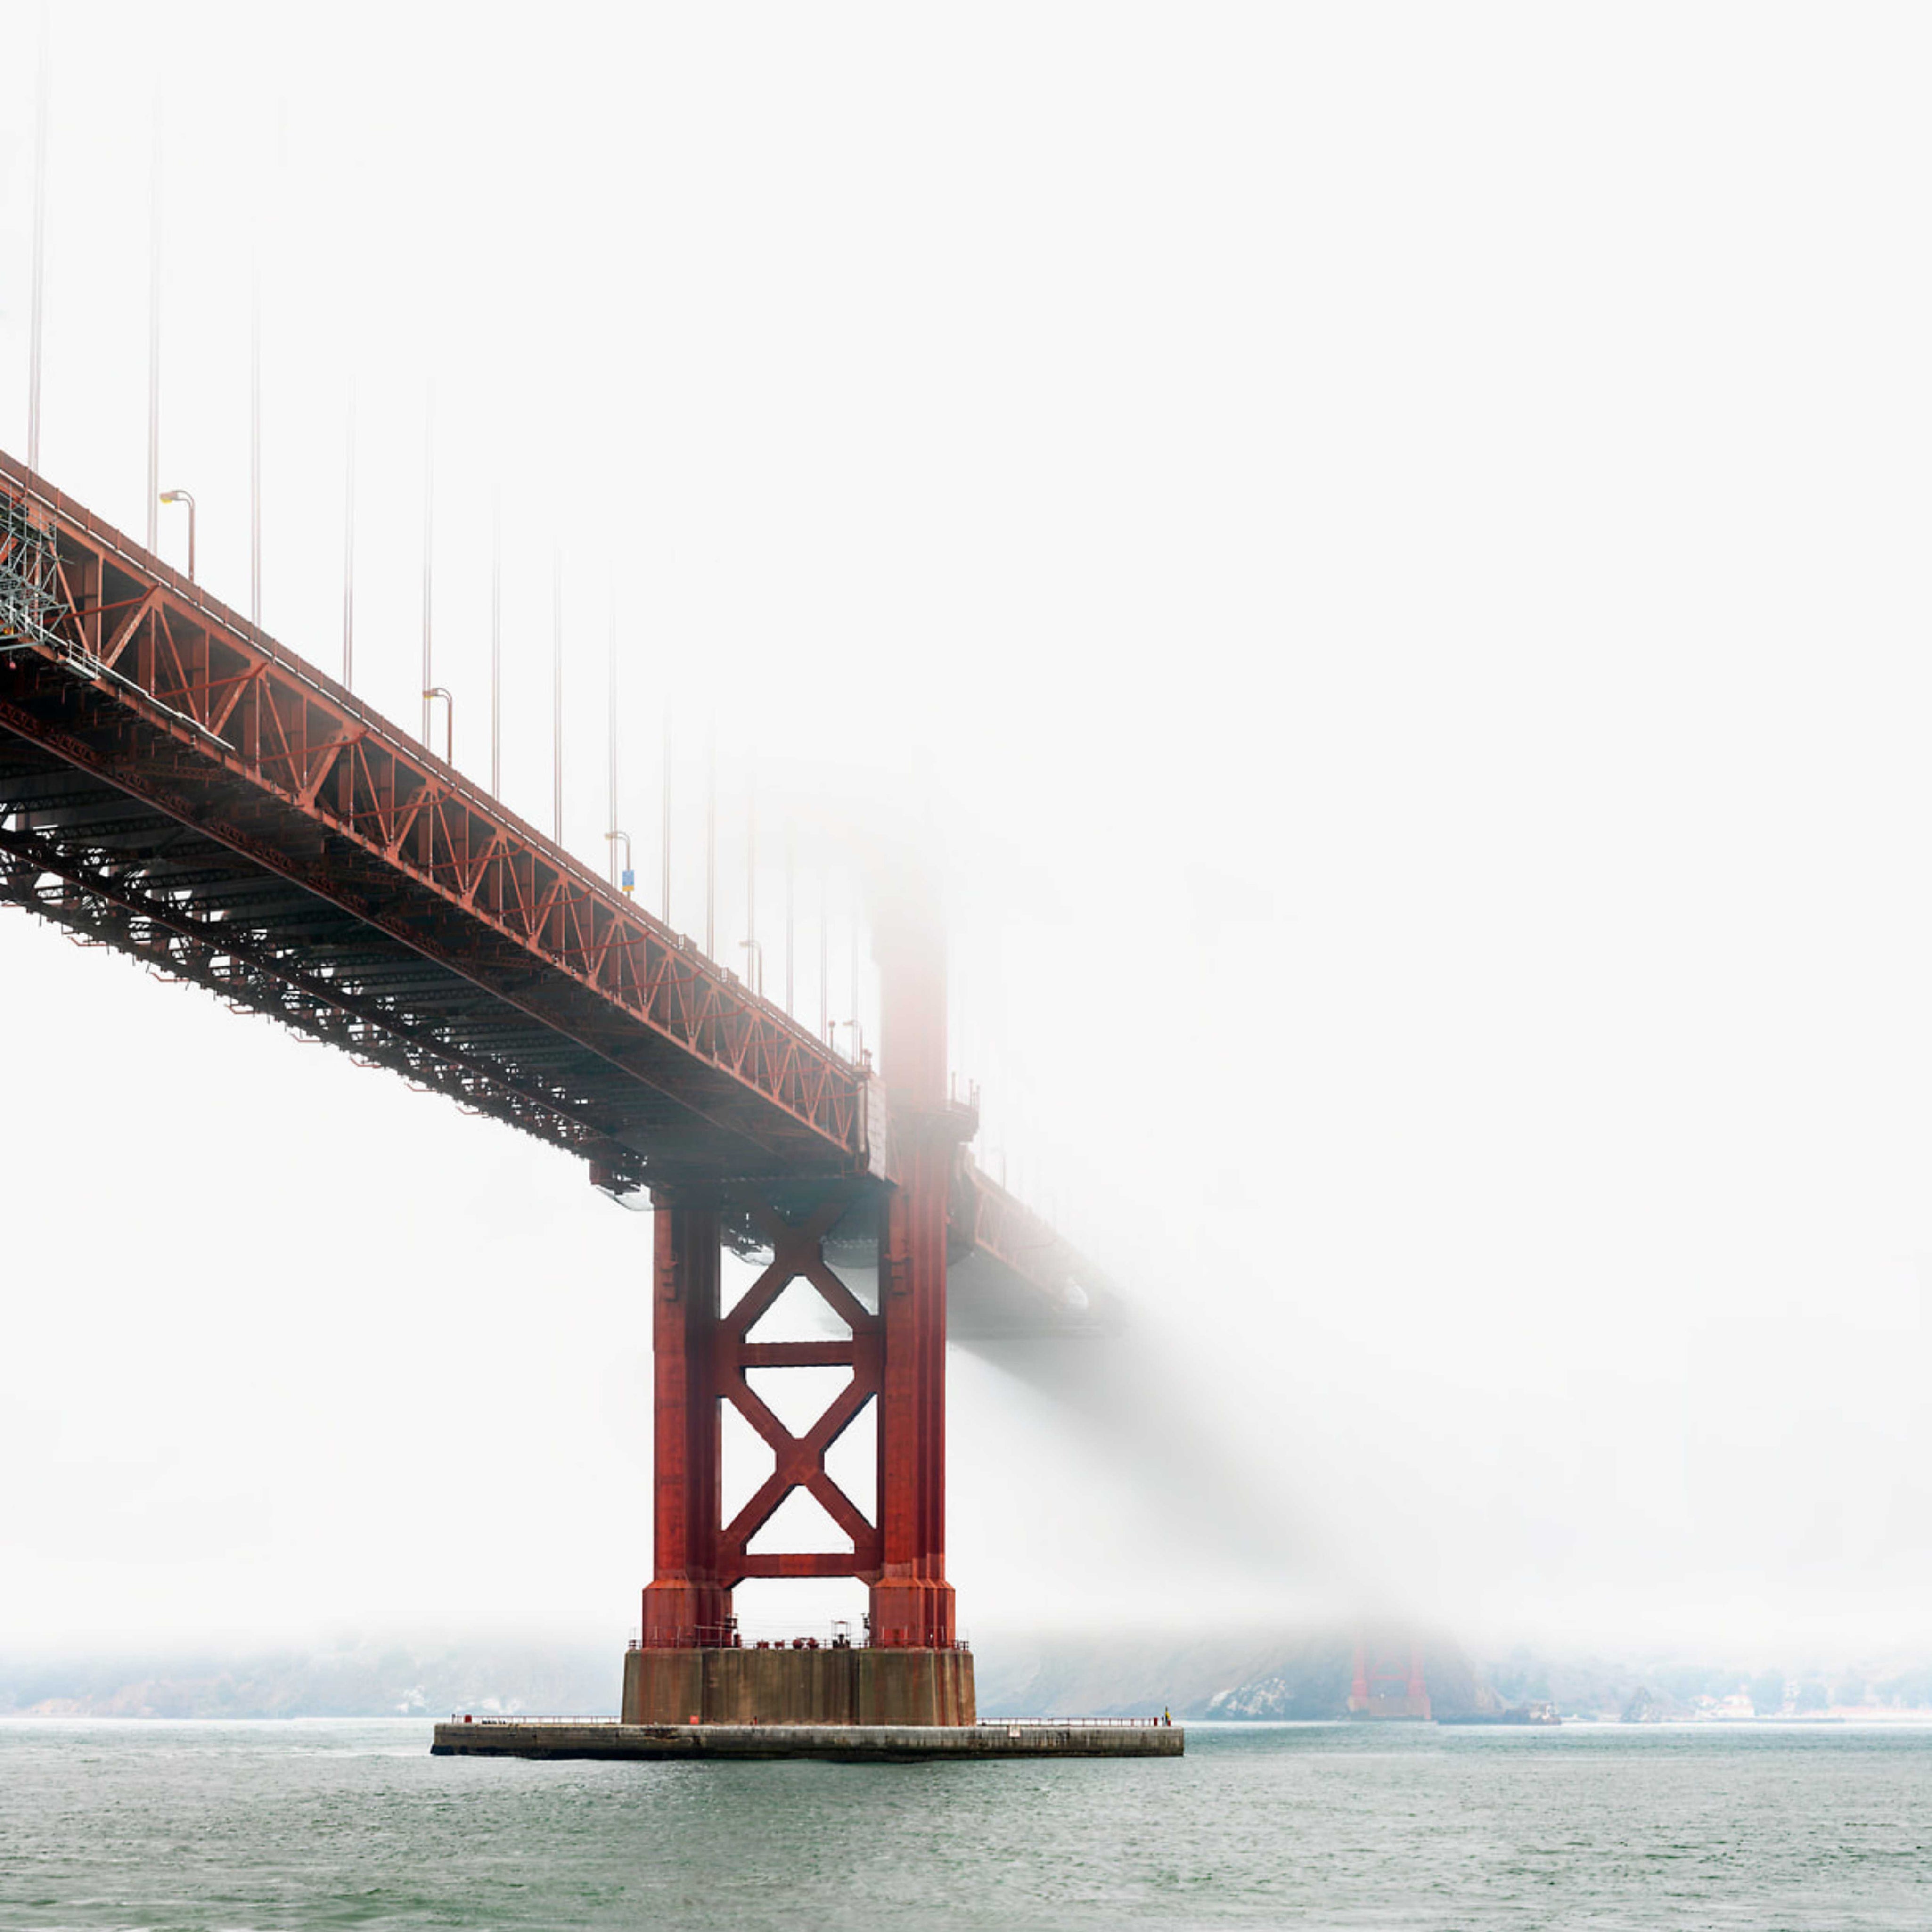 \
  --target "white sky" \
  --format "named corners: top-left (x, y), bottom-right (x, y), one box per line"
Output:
top-left (4, 2), bottom-right (1932, 1664)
